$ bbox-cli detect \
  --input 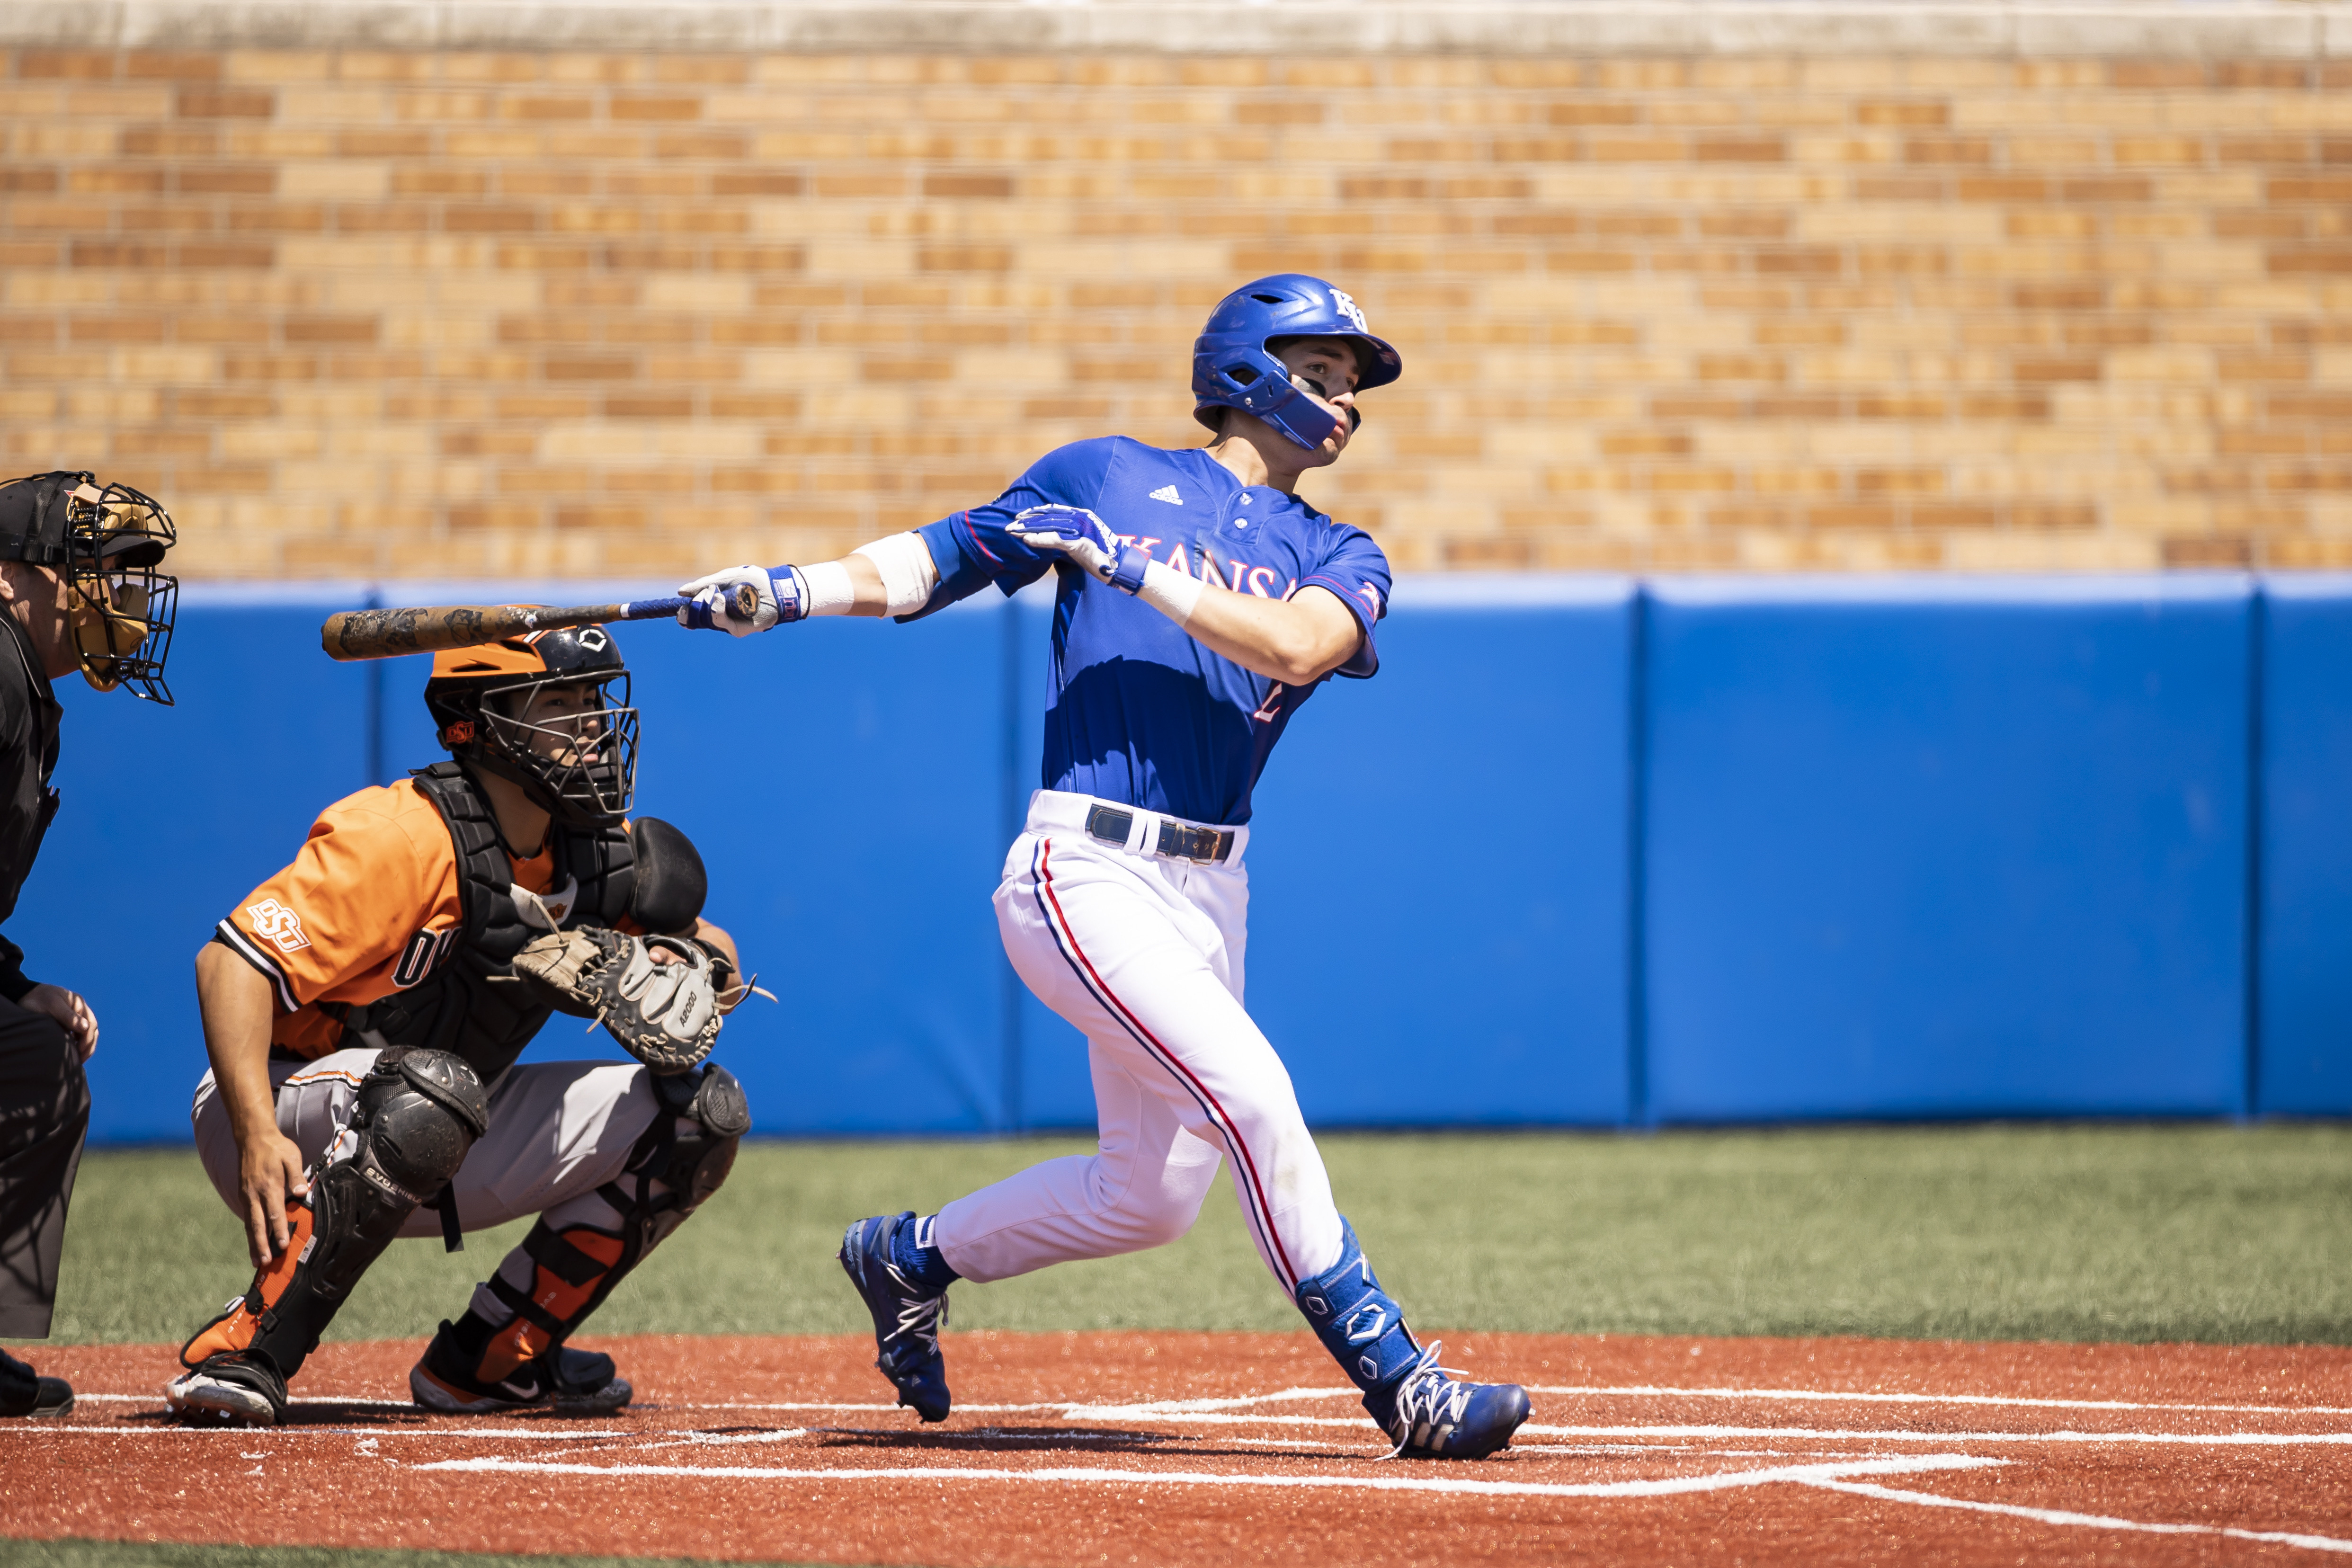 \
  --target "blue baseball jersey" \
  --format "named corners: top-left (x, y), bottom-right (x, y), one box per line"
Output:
top-left (914, 437), bottom-right (1391, 827)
